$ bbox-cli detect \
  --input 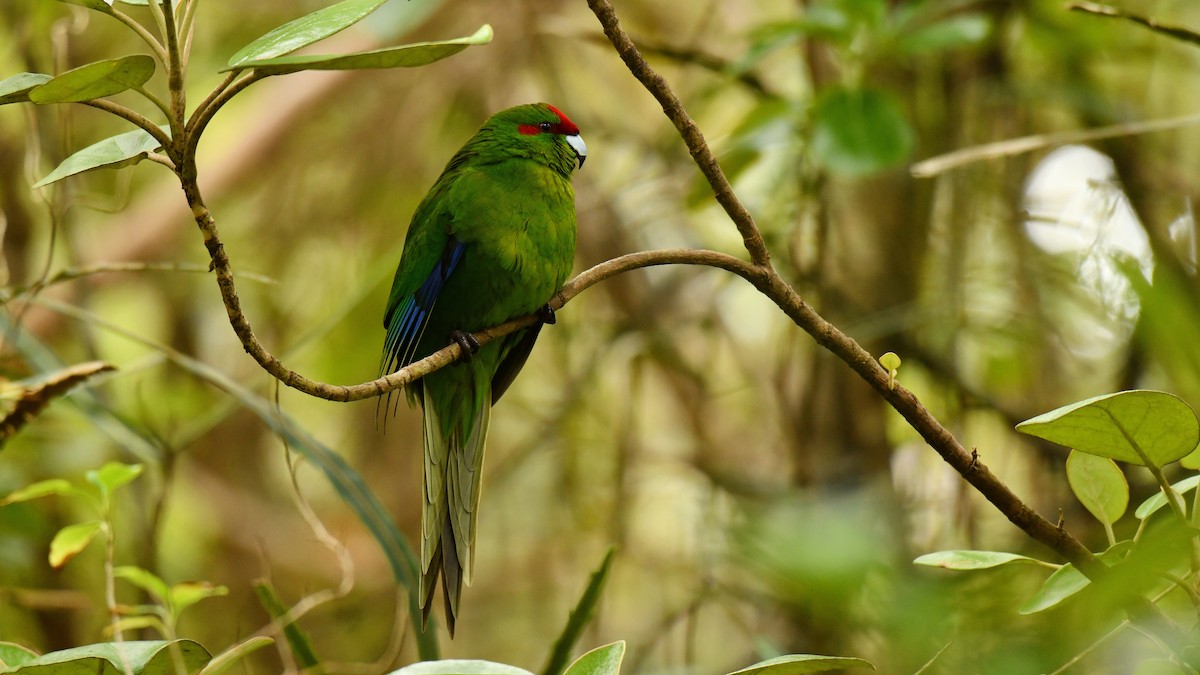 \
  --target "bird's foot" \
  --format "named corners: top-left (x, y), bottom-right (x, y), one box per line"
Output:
top-left (537, 303), bottom-right (557, 325)
top-left (450, 330), bottom-right (480, 361)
